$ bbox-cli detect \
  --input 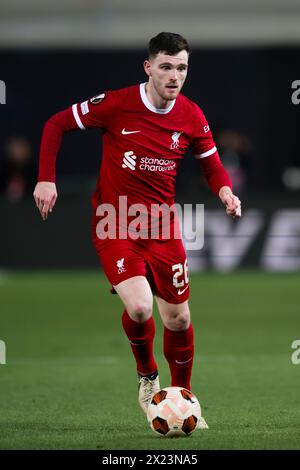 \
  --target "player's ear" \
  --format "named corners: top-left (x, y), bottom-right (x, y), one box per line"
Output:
top-left (143, 60), bottom-right (151, 77)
